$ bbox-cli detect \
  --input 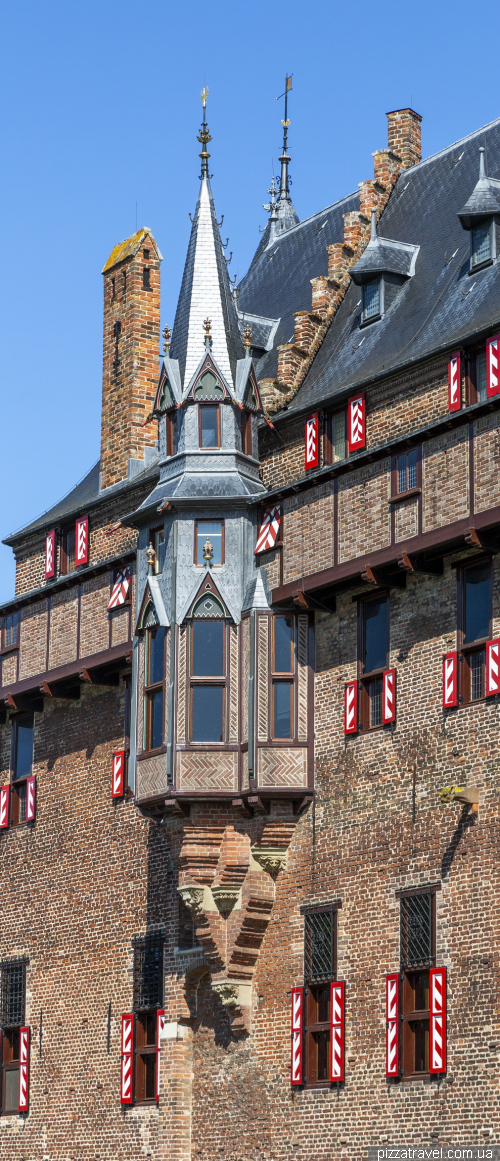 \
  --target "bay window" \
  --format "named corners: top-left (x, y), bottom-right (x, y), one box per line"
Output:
top-left (144, 626), bottom-right (166, 752)
top-left (190, 617), bottom-right (226, 743)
